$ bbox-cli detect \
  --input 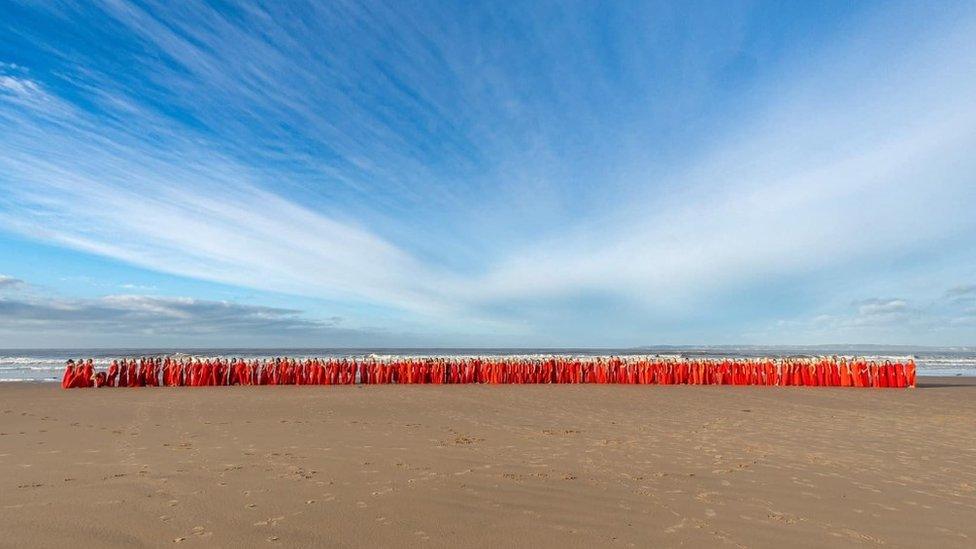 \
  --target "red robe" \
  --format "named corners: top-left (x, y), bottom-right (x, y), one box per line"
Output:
top-left (61, 363), bottom-right (75, 389)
